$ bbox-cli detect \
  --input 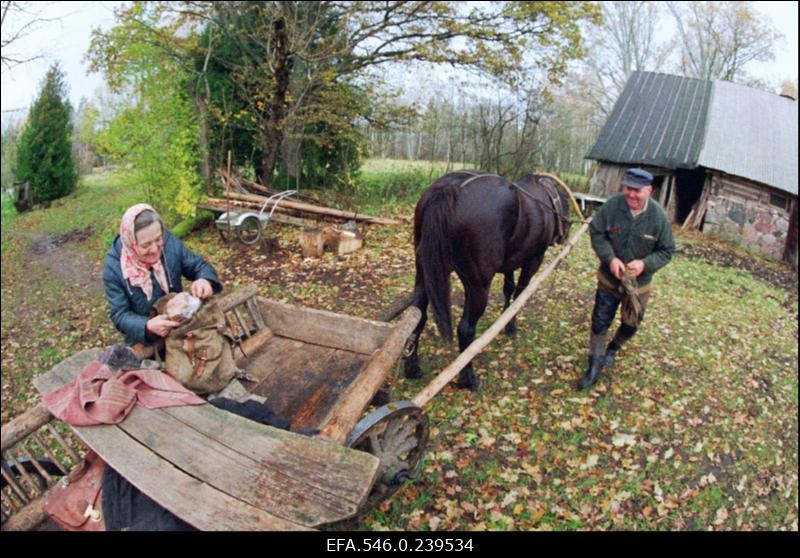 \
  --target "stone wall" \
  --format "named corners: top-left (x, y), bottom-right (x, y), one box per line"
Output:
top-left (702, 174), bottom-right (793, 261)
